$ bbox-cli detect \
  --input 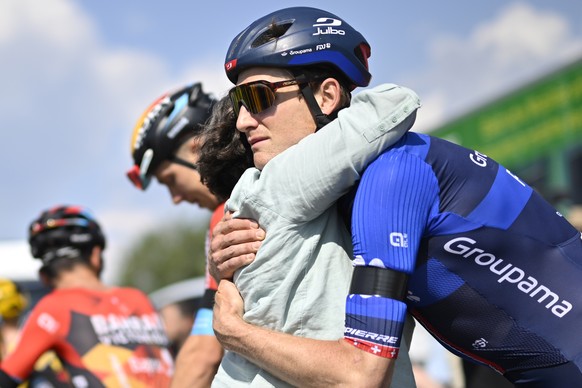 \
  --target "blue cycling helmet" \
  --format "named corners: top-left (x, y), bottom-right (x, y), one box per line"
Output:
top-left (224, 6), bottom-right (371, 89)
